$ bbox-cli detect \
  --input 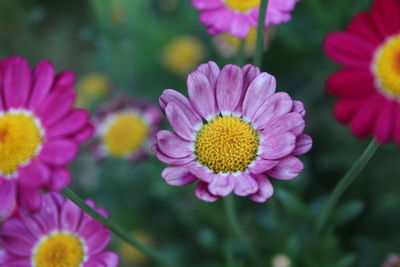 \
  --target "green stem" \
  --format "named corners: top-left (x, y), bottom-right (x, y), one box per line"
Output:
top-left (253, 0), bottom-right (269, 67)
top-left (315, 139), bottom-right (380, 237)
top-left (63, 188), bottom-right (174, 267)
top-left (223, 196), bottom-right (260, 266)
